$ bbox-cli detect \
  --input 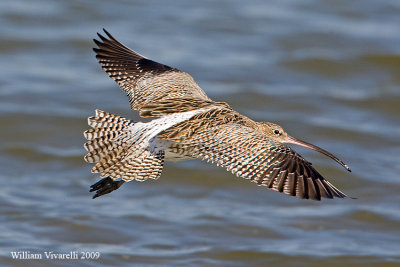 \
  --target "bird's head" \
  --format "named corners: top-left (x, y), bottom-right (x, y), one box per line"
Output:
top-left (258, 121), bottom-right (351, 172)
top-left (258, 121), bottom-right (288, 142)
